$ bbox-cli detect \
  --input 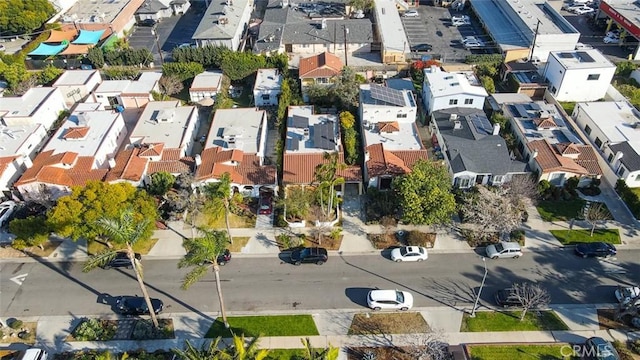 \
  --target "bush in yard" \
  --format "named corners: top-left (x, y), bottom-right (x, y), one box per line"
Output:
top-left (9, 319), bottom-right (23, 329)
top-left (132, 320), bottom-right (172, 340)
top-left (510, 229), bottom-right (525, 246)
top-left (73, 318), bottom-right (116, 341)
top-left (616, 179), bottom-right (640, 219)
top-left (406, 230), bottom-right (433, 247)
top-left (613, 340), bottom-right (634, 360)
top-left (629, 339), bottom-right (640, 354)
top-left (162, 62), bottom-right (205, 82)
